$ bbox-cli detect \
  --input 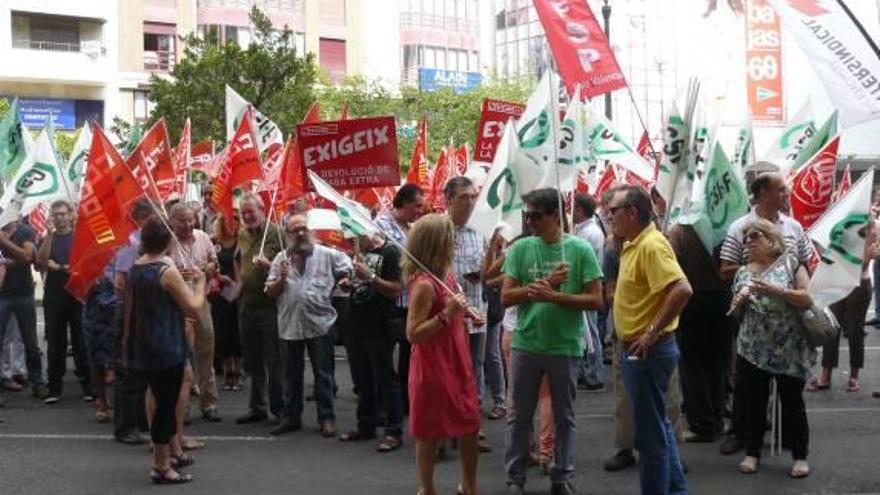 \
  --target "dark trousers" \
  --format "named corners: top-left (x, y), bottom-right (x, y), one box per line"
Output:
top-left (0, 295), bottom-right (42, 387)
top-left (738, 356), bottom-right (808, 460)
top-left (136, 365), bottom-right (184, 444)
top-left (113, 366), bottom-right (149, 437)
top-left (825, 281), bottom-right (871, 370)
top-left (44, 297), bottom-right (92, 397)
top-left (348, 327), bottom-right (403, 437)
top-left (389, 311), bottom-right (410, 415)
top-left (676, 290), bottom-right (731, 437)
top-left (280, 334), bottom-right (335, 424)
top-left (239, 304), bottom-right (282, 416)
